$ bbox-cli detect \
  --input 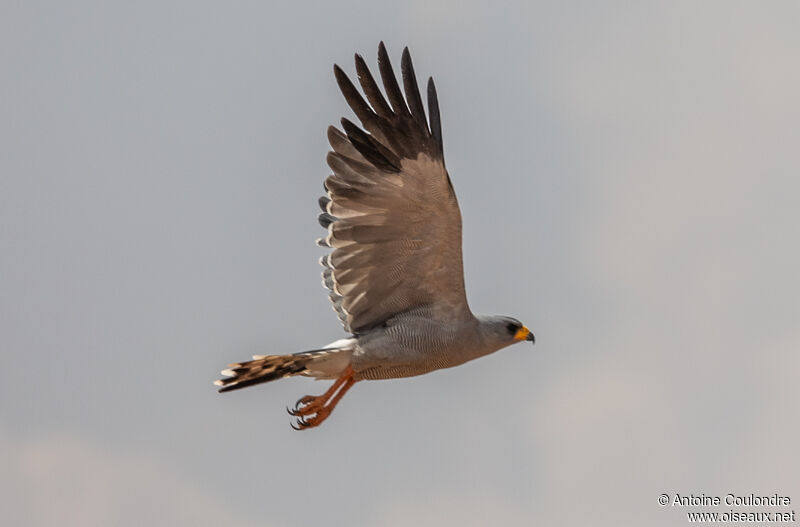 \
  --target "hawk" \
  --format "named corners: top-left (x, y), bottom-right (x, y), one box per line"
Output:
top-left (216, 43), bottom-right (535, 430)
